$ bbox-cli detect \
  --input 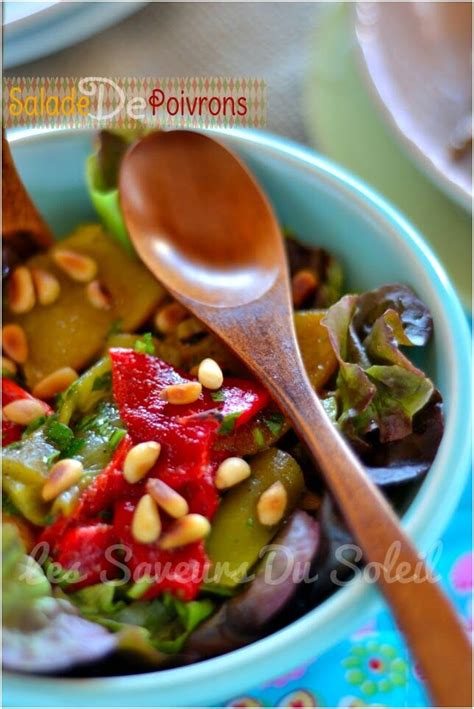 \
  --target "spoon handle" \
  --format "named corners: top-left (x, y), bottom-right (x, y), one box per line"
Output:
top-left (2, 132), bottom-right (53, 248)
top-left (284, 379), bottom-right (471, 706)
top-left (236, 316), bottom-right (471, 706)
